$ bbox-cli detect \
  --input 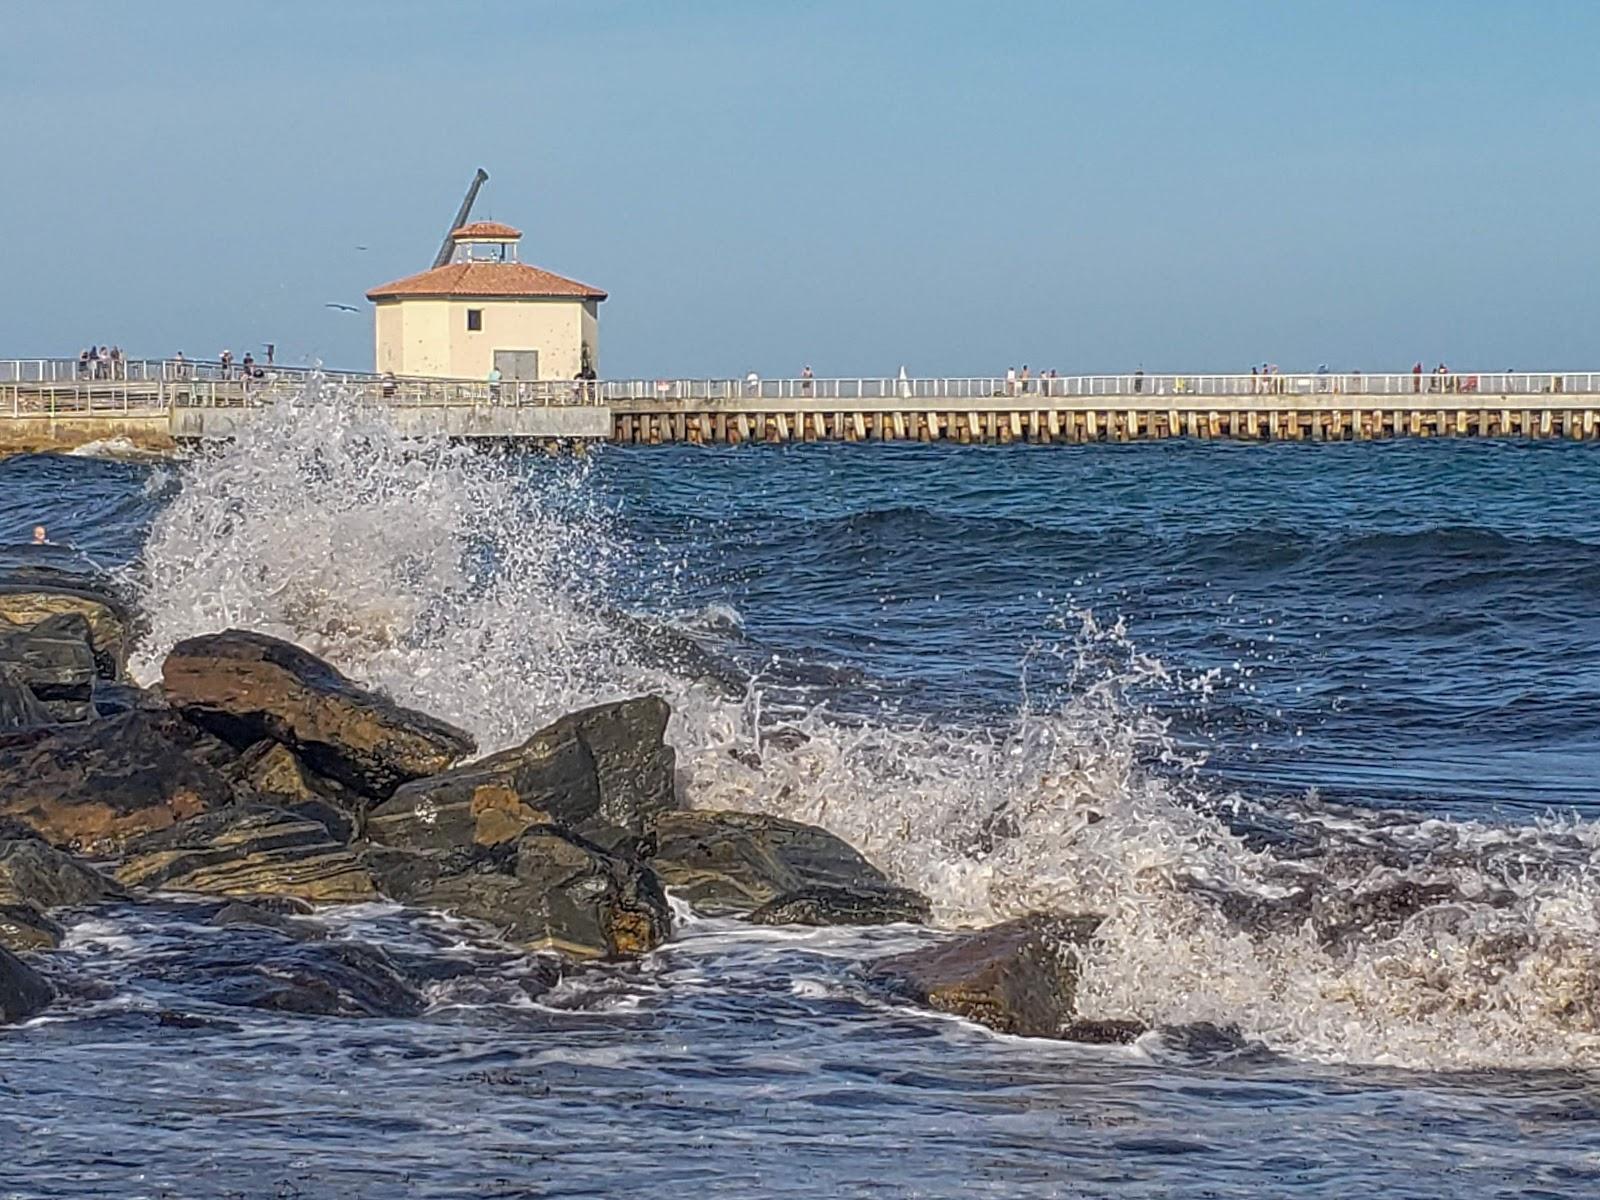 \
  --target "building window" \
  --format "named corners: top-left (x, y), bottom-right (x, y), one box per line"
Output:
top-left (466, 309), bottom-right (482, 332)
